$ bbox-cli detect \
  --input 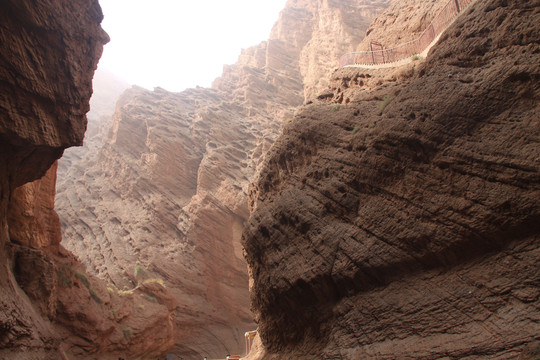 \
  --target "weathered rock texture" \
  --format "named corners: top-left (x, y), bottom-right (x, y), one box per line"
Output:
top-left (58, 68), bottom-right (130, 182)
top-left (357, 0), bottom-right (449, 50)
top-left (0, 1), bottom-right (178, 359)
top-left (283, 0), bottom-right (390, 99)
top-left (0, 0), bottom-right (102, 357)
top-left (243, 0), bottom-right (540, 358)
top-left (7, 162), bottom-right (62, 250)
top-left (55, 0), bottom-right (392, 357)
